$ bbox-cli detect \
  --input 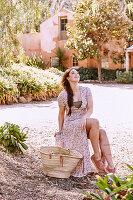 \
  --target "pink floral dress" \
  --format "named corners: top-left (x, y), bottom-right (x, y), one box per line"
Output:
top-left (55, 86), bottom-right (92, 177)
